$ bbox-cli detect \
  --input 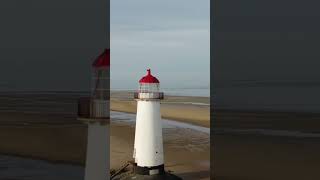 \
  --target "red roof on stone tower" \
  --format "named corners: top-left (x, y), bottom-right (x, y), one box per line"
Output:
top-left (139, 69), bottom-right (160, 83)
top-left (92, 49), bottom-right (110, 68)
